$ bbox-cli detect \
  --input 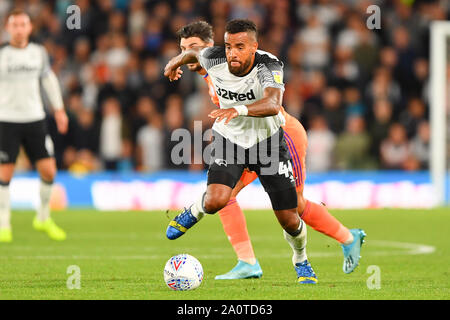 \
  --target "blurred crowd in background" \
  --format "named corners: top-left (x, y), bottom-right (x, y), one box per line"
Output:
top-left (0, 0), bottom-right (449, 173)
